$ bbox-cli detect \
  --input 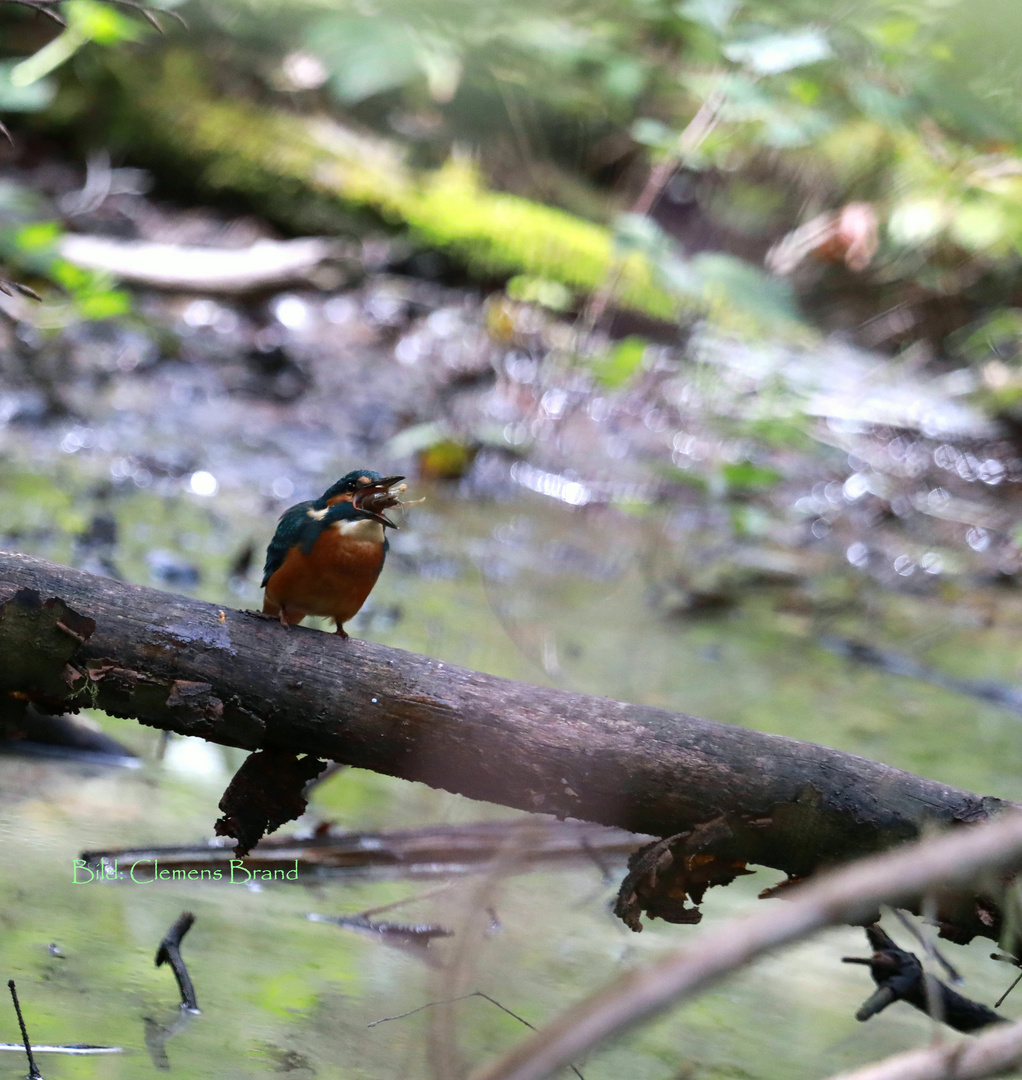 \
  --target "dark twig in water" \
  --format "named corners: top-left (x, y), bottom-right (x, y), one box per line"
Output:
top-left (8, 980), bottom-right (42, 1079)
top-left (995, 970), bottom-right (1022, 1010)
top-left (990, 952), bottom-right (1022, 1008)
top-left (369, 992), bottom-right (586, 1080)
top-left (843, 925), bottom-right (1004, 1032)
top-left (155, 912), bottom-right (199, 1012)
